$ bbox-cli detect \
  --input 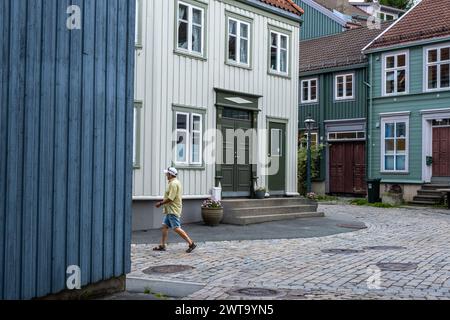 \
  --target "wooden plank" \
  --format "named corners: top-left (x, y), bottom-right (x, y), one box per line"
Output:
top-left (103, 0), bottom-right (119, 280)
top-left (79, 0), bottom-right (95, 287)
top-left (51, 0), bottom-right (70, 294)
top-left (36, 0), bottom-right (57, 298)
top-left (91, 0), bottom-right (108, 283)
